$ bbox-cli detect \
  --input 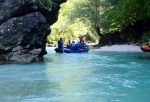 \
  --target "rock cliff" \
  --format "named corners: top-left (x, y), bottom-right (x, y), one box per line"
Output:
top-left (0, 0), bottom-right (67, 63)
